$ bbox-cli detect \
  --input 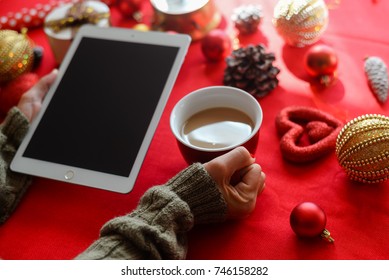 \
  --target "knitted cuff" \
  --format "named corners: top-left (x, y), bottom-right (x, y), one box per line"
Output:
top-left (2, 107), bottom-right (29, 146)
top-left (0, 107), bottom-right (31, 224)
top-left (166, 163), bottom-right (227, 225)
